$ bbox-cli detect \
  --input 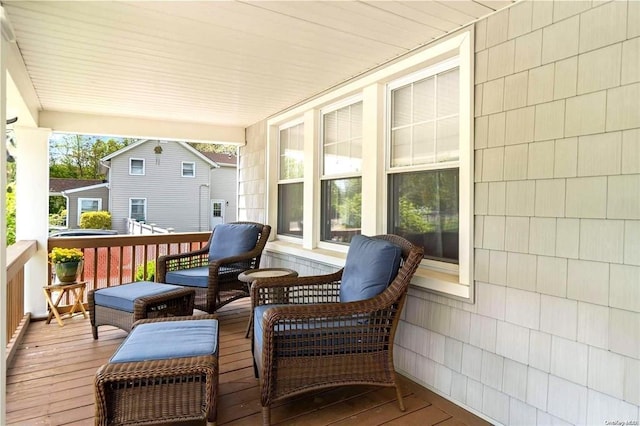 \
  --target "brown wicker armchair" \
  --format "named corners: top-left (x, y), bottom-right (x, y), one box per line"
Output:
top-left (156, 221), bottom-right (271, 313)
top-left (251, 234), bottom-right (424, 425)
